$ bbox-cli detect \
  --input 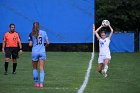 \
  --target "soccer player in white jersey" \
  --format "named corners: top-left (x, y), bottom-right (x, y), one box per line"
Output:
top-left (94, 24), bottom-right (113, 77)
